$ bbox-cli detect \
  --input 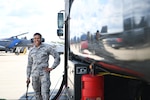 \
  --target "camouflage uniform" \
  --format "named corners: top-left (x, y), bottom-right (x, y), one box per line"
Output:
top-left (27, 43), bottom-right (60, 100)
